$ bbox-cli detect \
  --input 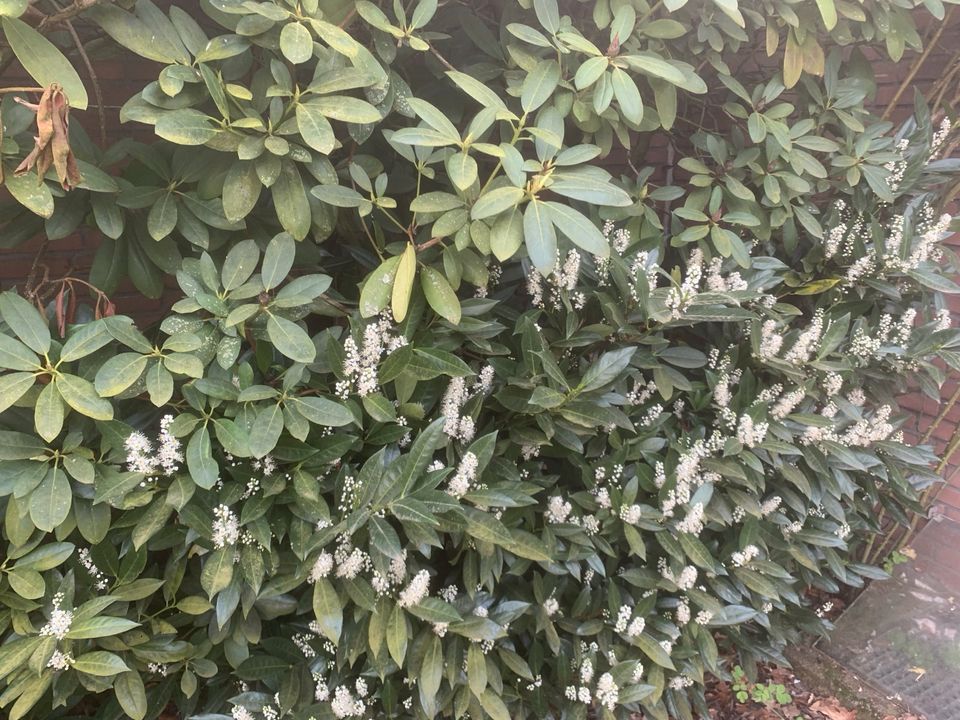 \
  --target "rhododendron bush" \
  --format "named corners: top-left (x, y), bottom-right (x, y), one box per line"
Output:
top-left (0, 1), bottom-right (959, 719)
